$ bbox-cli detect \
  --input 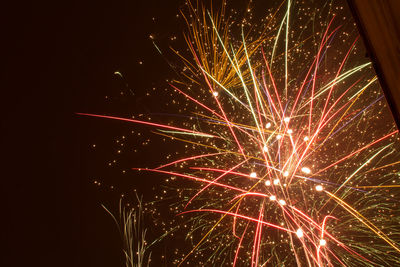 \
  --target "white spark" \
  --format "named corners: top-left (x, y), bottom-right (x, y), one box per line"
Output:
top-left (301, 167), bottom-right (311, 174)
top-left (315, 185), bottom-right (323, 191)
top-left (296, 228), bottom-right (304, 238)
